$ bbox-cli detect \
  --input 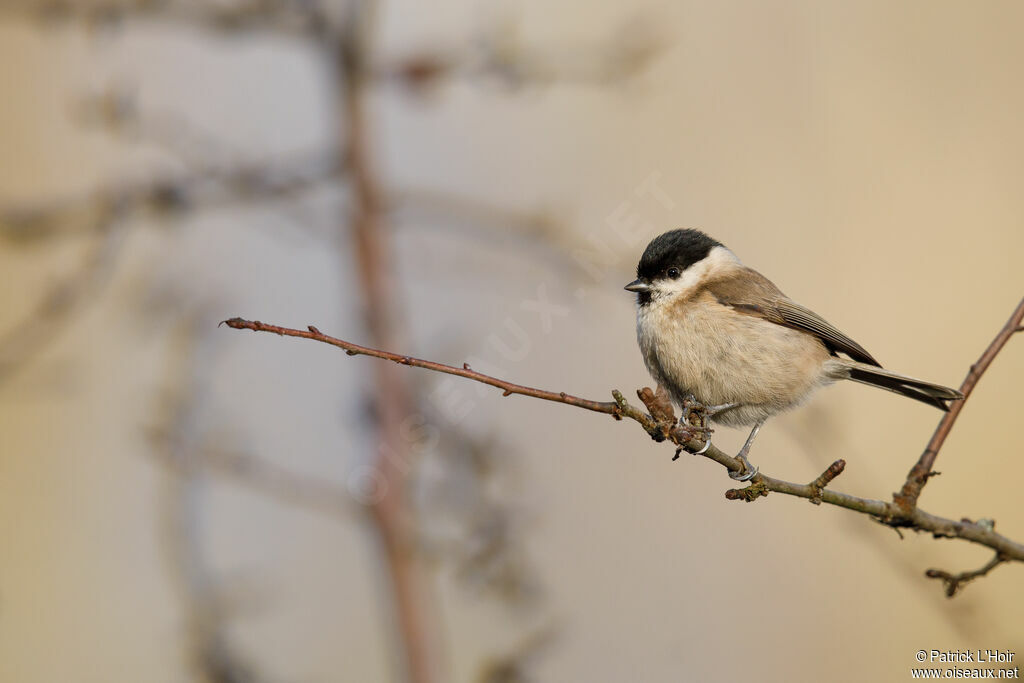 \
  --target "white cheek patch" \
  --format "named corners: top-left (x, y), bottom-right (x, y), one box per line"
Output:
top-left (650, 246), bottom-right (739, 300)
